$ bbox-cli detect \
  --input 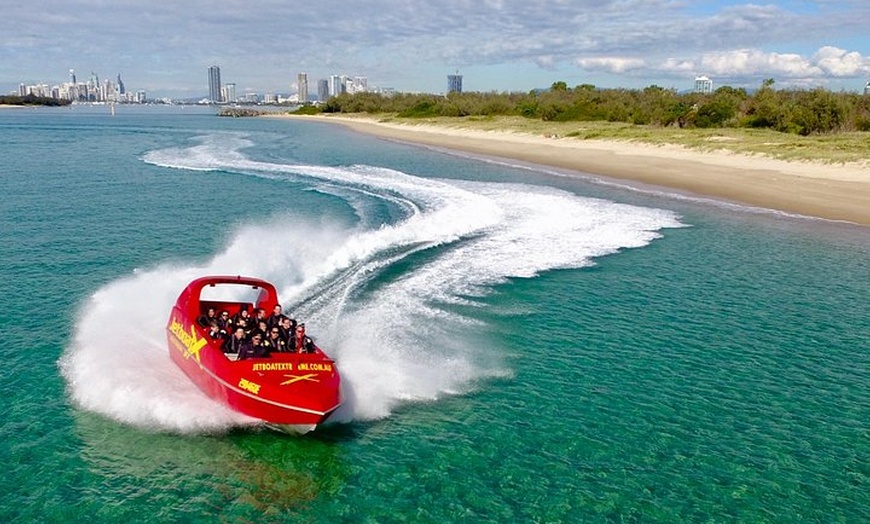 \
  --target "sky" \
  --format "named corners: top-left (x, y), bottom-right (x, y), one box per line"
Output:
top-left (3, 0), bottom-right (870, 99)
